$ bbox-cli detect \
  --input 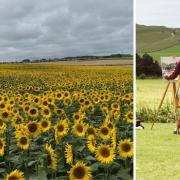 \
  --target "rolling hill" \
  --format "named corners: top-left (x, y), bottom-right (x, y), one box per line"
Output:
top-left (137, 24), bottom-right (180, 61)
